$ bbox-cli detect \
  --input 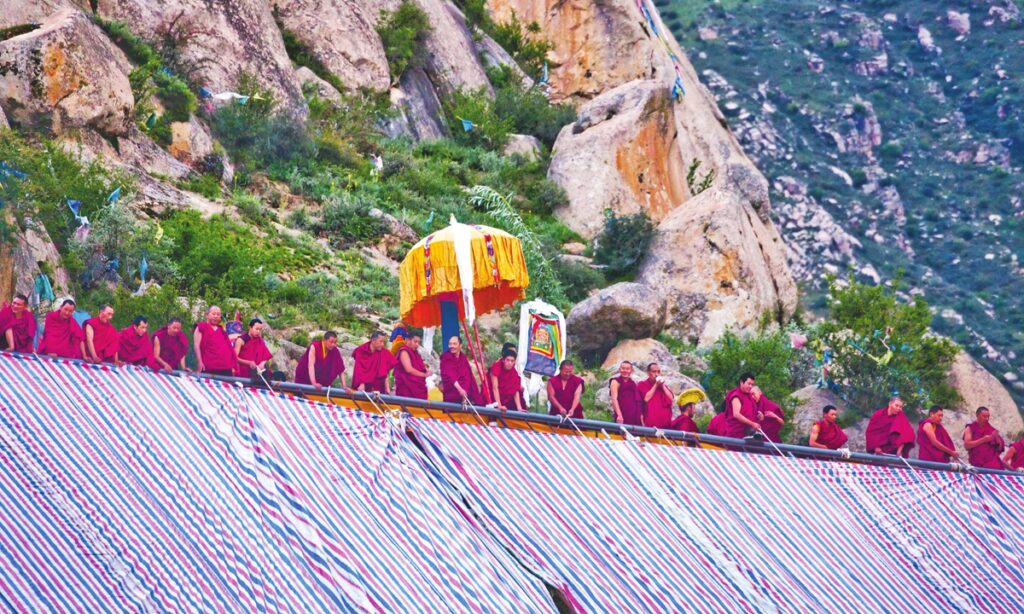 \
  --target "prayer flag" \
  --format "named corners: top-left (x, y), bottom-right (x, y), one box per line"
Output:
top-left (139, 254), bottom-right (148, 283)
top-left (199, 86), bottom-right (213, 99)
top-left (460, 118), bottom-right (475, 132)
top-left (107, 186), bottom-right (122, 204)
top-left (145, 113), bottom-right (157, 129)
top-left (66, 198), bottom-right (82, 217)
top-left (0, 161), bottom-right (27, 179)
top-left (540, 62), bottom-right (549, 85)
top-left (33, 273), bottom-right (55, 304)
top-left (671, 77), bottom-right (685, 101)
